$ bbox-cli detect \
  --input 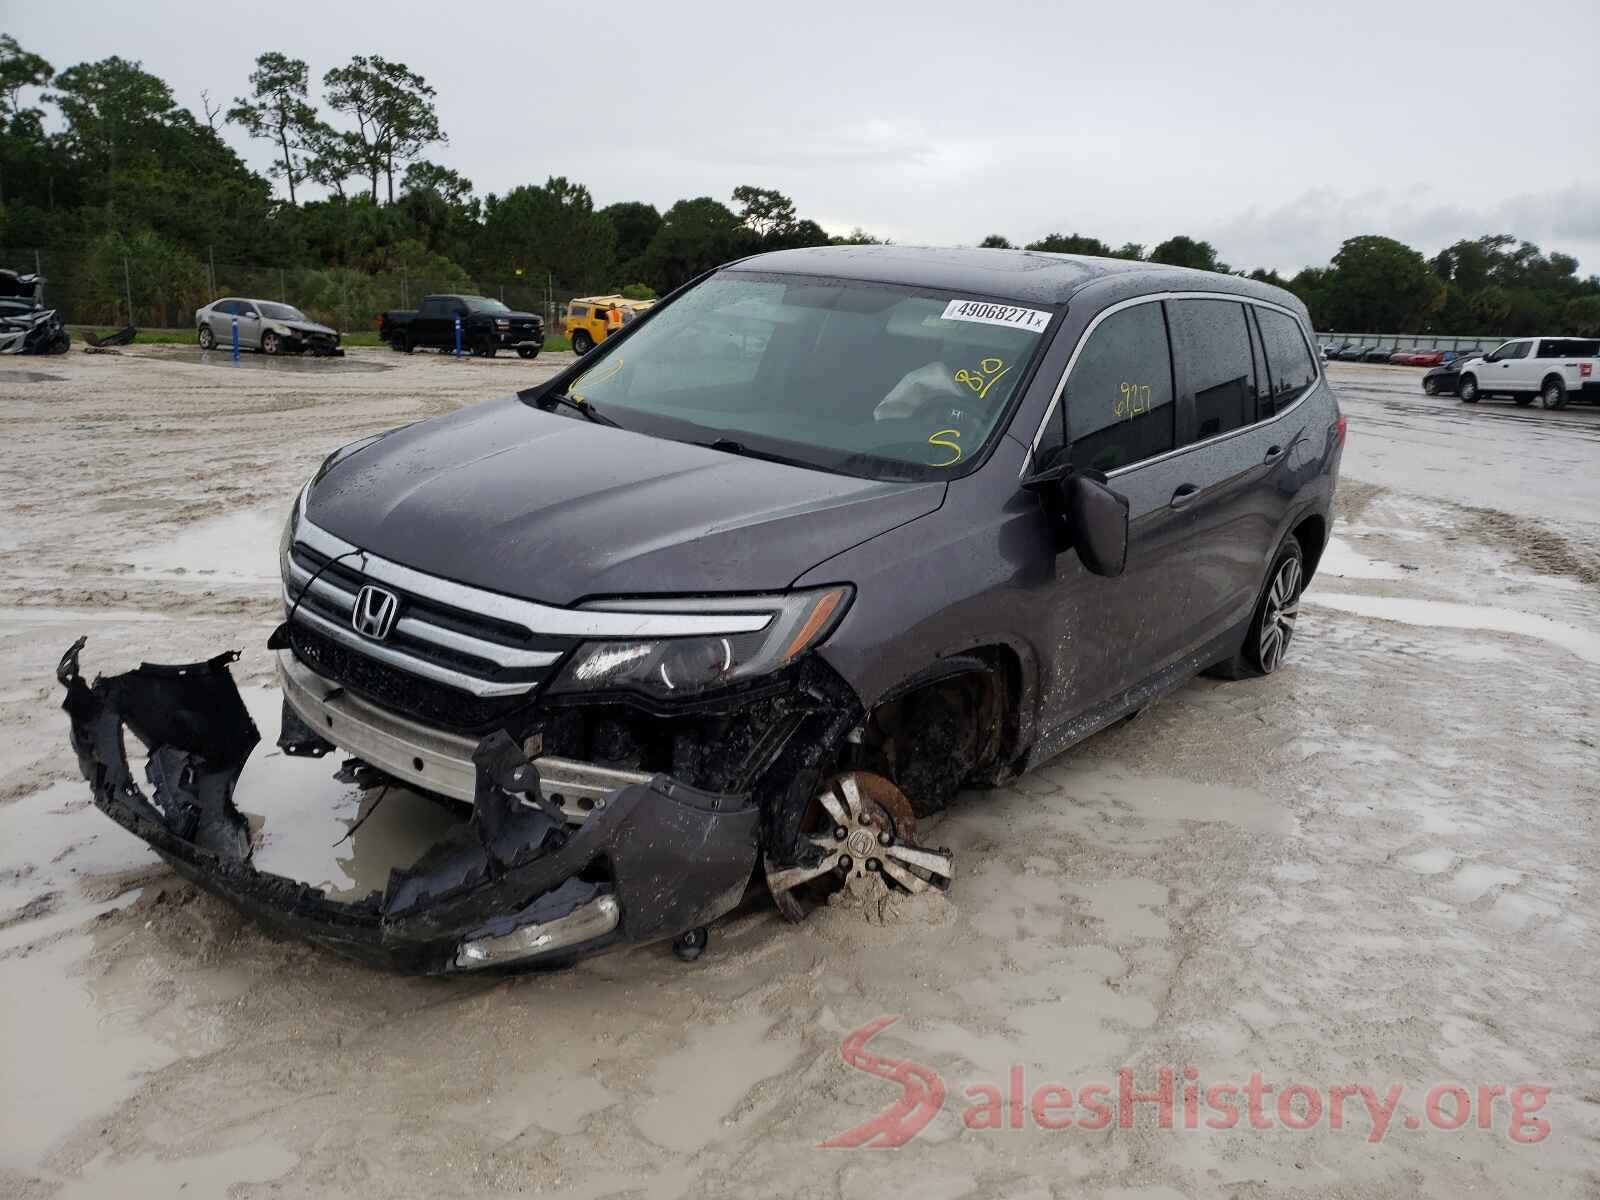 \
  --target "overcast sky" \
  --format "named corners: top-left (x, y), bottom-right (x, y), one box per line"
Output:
top-left (12, 0), bottom-right (1600, 274)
